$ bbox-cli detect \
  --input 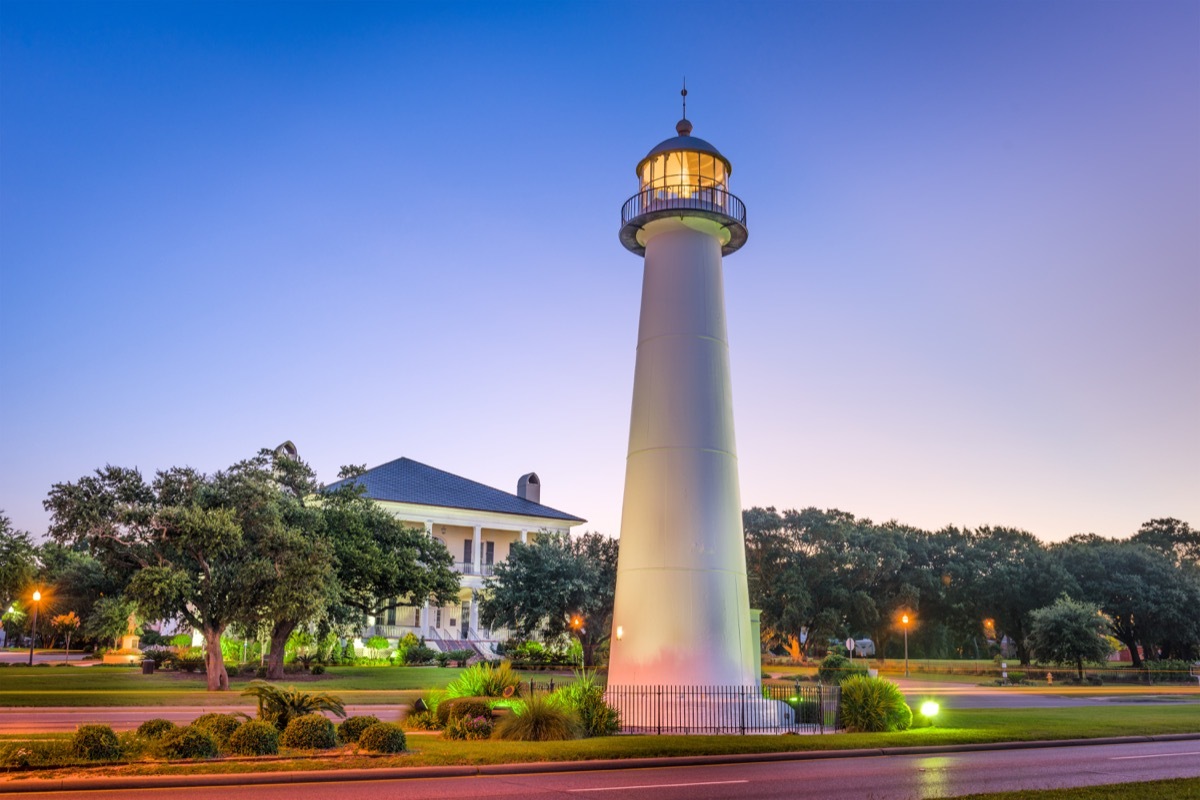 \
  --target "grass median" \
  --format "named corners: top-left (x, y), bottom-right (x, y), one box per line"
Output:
top-left (956, 778), bottom-right (1200, 799)
top-left (2, 705), bottom-right (1198, 783)
top-left (0, 665), bottom-right (573, 707)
